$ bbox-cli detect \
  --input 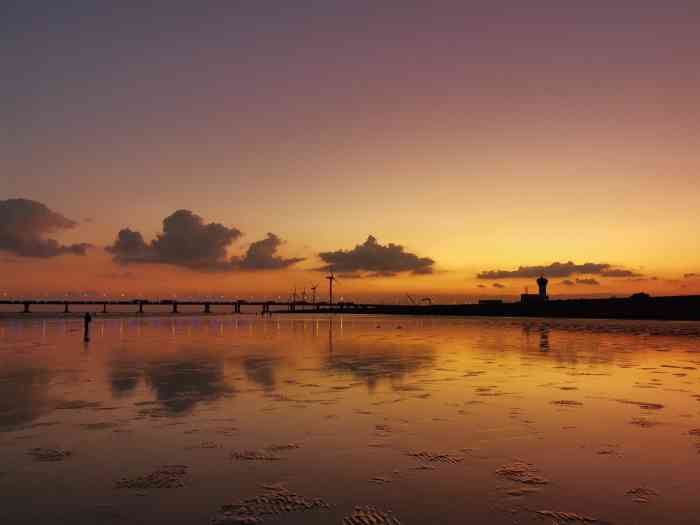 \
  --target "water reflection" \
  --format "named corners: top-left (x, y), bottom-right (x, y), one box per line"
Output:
top-left (539, 327), bottom-right (550, 352)
top-left (108, 365), bottom-right (141, 398)
top-left (108, 349), bottom-right (235, 415)
top-left (143, 359), bottom-right (233, 414)
top-left (0, 366), bottom-right (52, 430)
top-left (323, 339), bottom-right (435, 392)
top-left (242, 356), bottom-right (280, 392)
